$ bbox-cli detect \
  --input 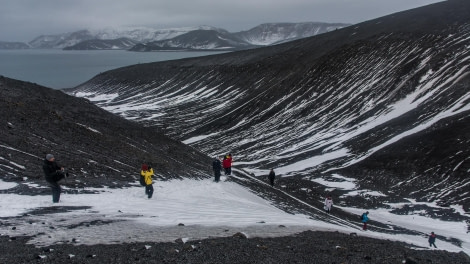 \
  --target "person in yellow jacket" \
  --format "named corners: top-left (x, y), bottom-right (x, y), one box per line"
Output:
top-left (141, 164), bottom-right (154, 199)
